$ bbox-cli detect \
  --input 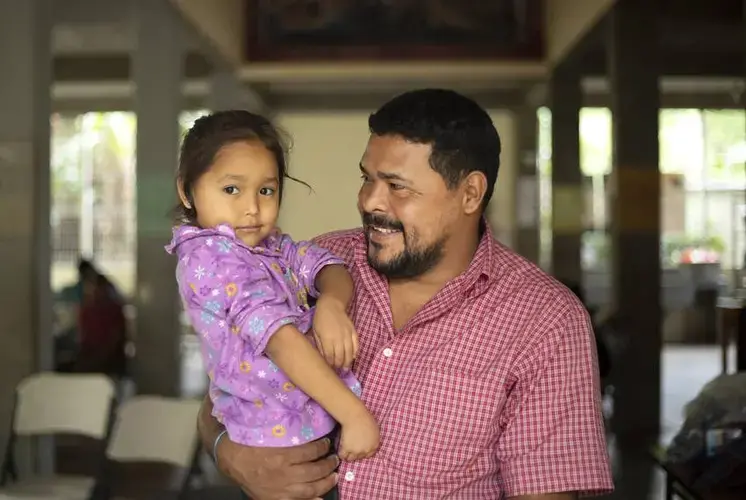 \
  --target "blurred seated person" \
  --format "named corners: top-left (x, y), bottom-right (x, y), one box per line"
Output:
top-left (55, 259), bottom-right (91, 370)
top-left (74, 271), bottom-right (128, 377)
top-left (78, 259), bottom-right (124, 303)
top-left (55, 258), bottom-right (124, 371)
top-left (57, 258), bottom-right (121, 303)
